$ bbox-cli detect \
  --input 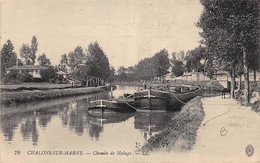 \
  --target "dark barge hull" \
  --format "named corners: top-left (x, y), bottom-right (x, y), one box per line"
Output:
top-left (88, 99), bottom-right (136, 113)
top-left (134, 88), bottom-right (203, 111)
